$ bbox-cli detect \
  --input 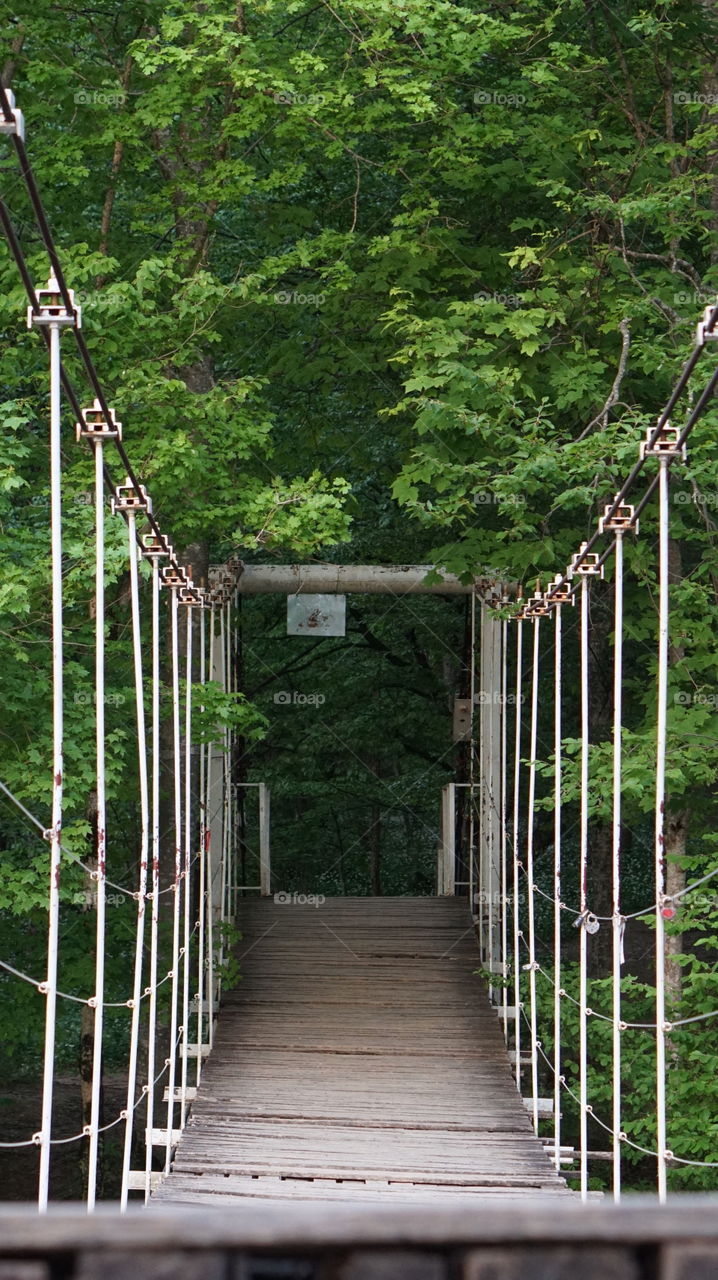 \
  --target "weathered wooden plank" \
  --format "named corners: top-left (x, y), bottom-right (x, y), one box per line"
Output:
top-left (156, 897), bottom-right (569, 1205)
